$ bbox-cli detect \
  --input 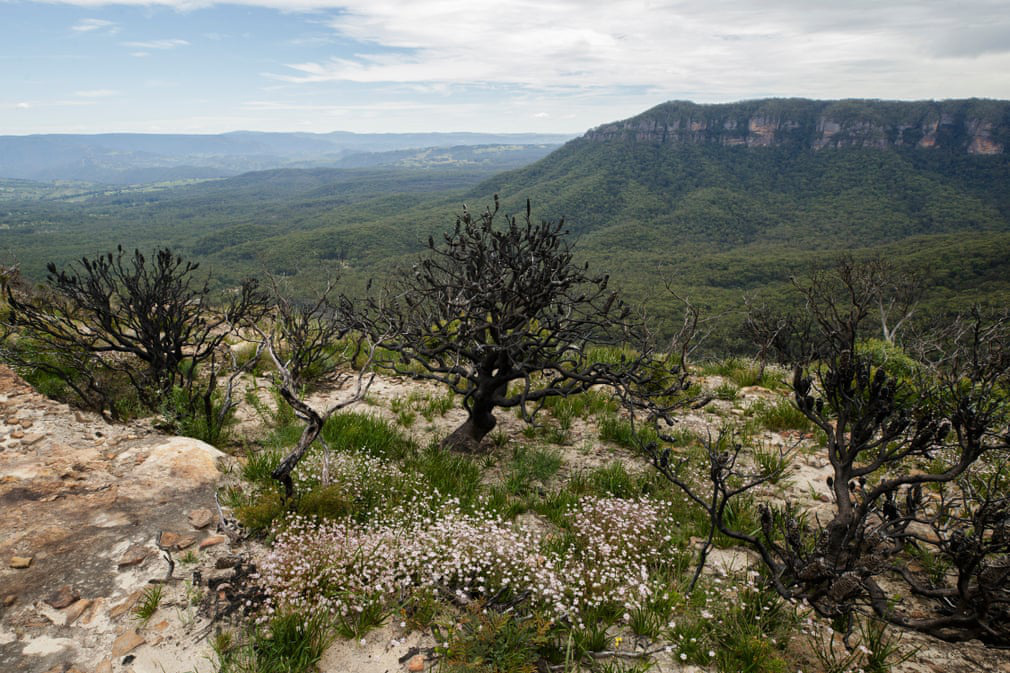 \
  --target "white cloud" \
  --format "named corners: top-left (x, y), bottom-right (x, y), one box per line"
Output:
top-left (256, 0), bottom-right (1010, 101)
top-left (15, 102), bottom-right (32, 109)
top-left (122, 38), bottom-right (190, 49)
top-left (71, 18), bottom-right (118, 33)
